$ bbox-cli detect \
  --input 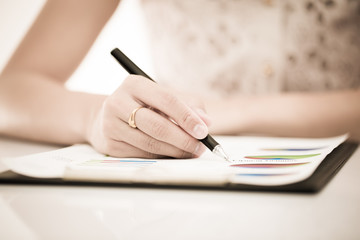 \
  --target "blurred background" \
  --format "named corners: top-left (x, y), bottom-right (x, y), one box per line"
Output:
top-left (0, 0), bottom-right (154, 95)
